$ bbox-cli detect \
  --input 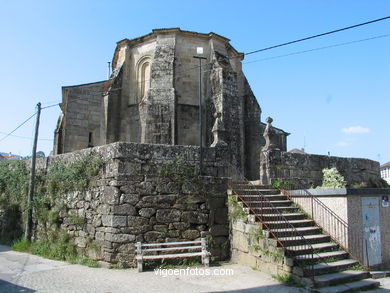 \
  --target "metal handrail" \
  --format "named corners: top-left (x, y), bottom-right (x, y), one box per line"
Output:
top-left (282, 178), bottom-right (365, 266)
top-left (227, 166), bottom-right (315, 280)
